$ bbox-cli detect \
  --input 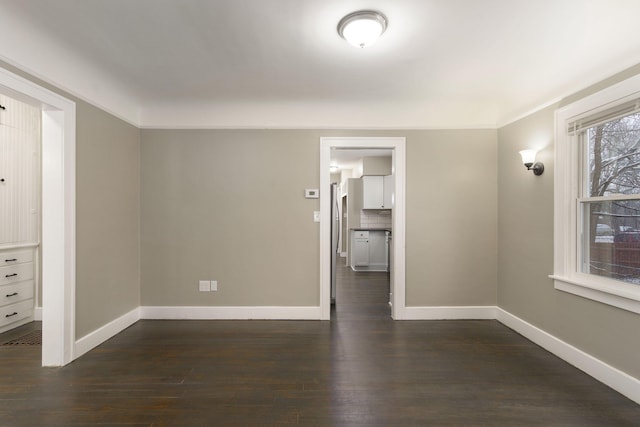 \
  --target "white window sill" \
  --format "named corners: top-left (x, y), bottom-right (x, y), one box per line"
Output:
top-left (550, 274), bottom-right (640, 315)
